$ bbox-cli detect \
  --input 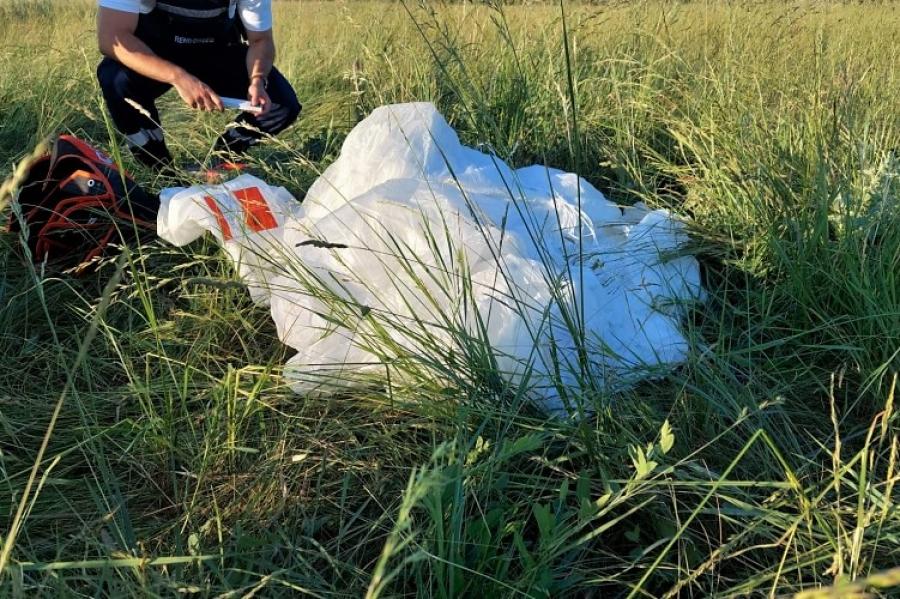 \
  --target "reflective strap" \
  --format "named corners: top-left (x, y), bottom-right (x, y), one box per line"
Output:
top-left (155, 2), bottom-right (228, 19)
top-left (125, 128), bottom-right (164, 148)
